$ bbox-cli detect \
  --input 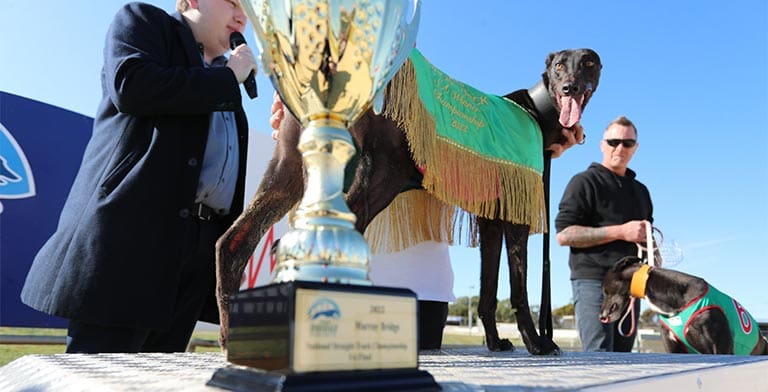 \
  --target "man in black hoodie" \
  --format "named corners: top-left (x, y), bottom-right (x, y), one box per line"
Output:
top-left (555, 115), bottom-right (654, 352)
